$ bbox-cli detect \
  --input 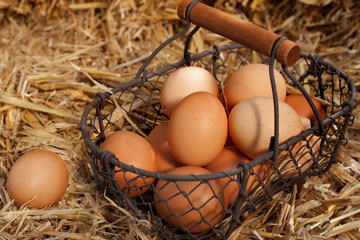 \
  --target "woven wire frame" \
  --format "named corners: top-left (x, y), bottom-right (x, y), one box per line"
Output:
top-left (80, 40), bottom-right (356, 239)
